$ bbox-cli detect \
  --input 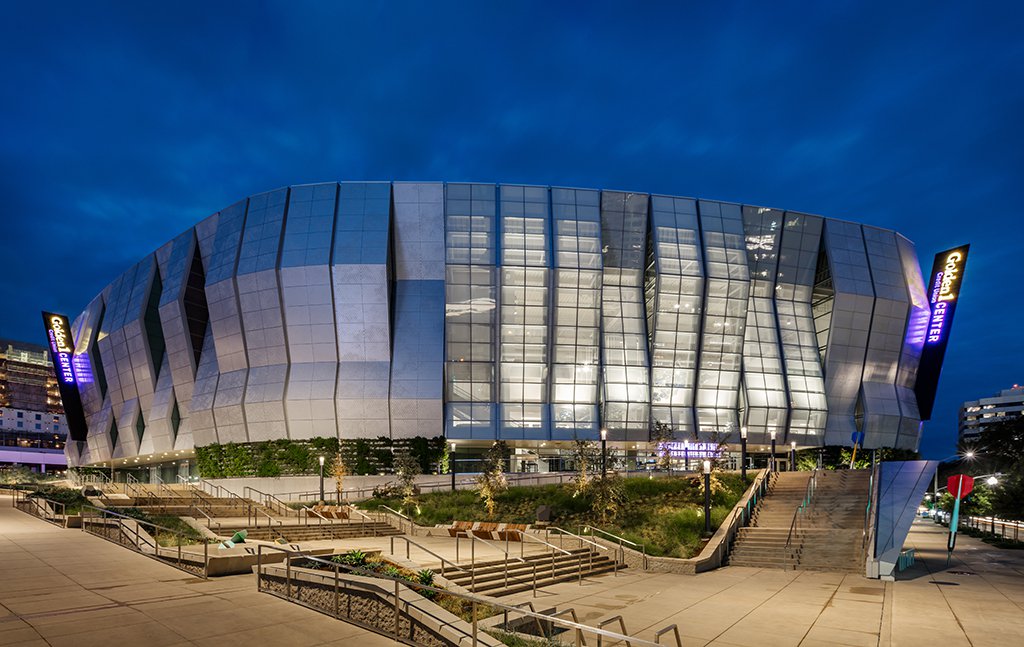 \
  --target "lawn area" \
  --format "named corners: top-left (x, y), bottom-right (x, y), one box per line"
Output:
top-left (360, 472), bottom-right (749, 558)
